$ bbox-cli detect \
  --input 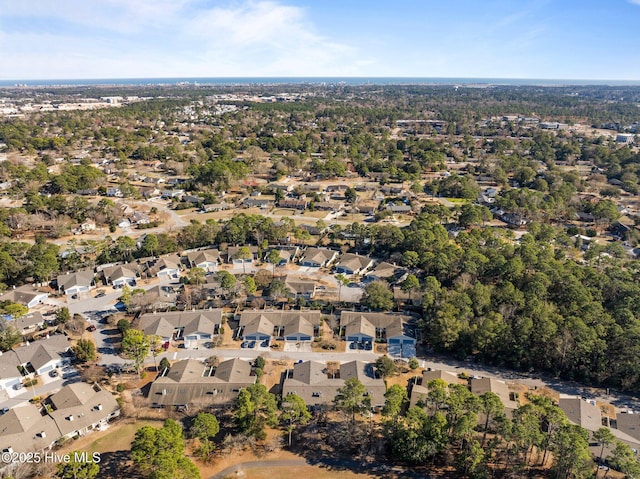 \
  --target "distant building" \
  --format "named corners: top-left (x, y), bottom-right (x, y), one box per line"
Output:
top-left (616, 133), bottom-right (635, 144)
